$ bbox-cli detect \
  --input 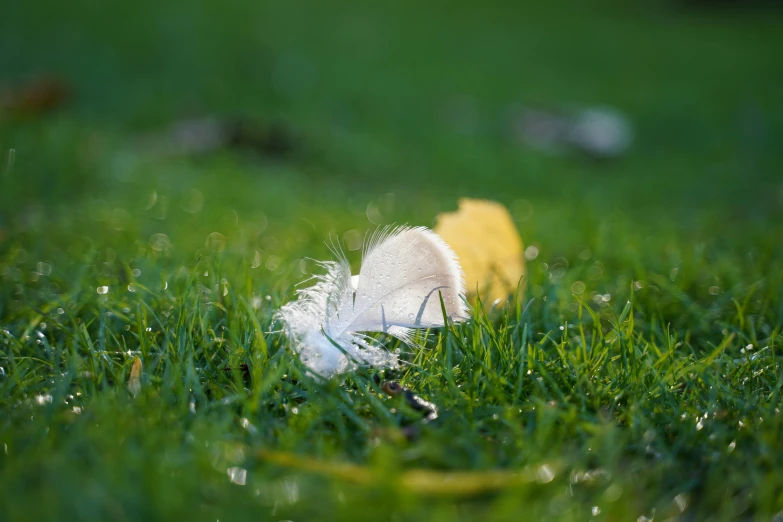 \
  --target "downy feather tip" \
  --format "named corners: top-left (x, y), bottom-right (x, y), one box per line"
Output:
top-left (277, 226), bottom-right (469, 378)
